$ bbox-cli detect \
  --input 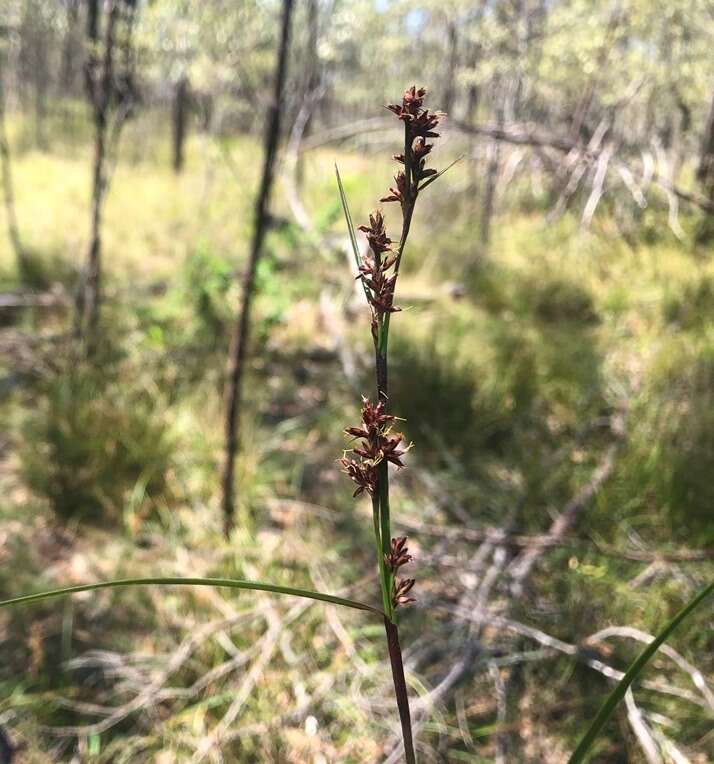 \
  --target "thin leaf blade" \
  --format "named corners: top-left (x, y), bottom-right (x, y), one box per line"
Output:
top-left (335, 163), bottom-right (362, 270)
top-left (335, 163), bottom-right (372, 307)
top-left (418, 155), bottom-right (463, 193)
top-left (568, 579), bottom-right (714, 763)
top-left (0, 576), bottom-right (384, 616)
